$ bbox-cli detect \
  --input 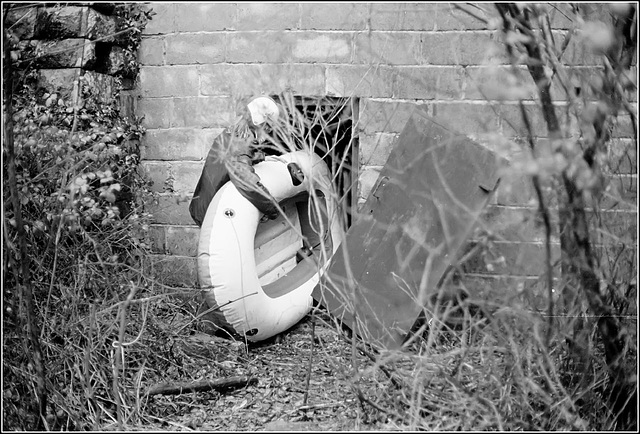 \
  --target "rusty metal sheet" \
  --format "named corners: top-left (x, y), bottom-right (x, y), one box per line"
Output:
top-left (313, 108), bottom-right (506, 349)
